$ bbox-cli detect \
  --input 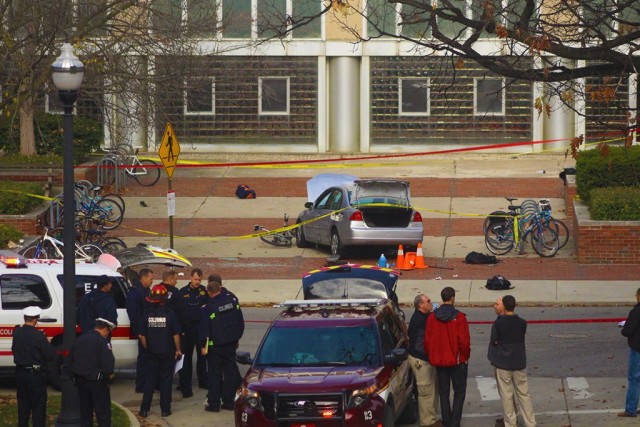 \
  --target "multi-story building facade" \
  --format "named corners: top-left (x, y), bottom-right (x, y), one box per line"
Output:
top-left (65, 0), bottom-right (640, 154)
